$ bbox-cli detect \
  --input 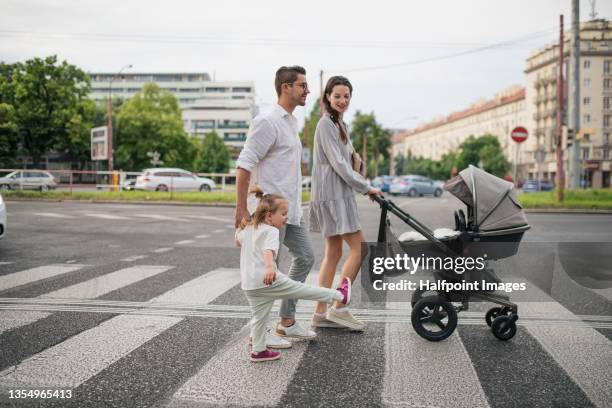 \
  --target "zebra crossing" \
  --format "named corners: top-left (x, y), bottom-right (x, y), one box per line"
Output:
top-left (0, 261), bottom-right (611, 407)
